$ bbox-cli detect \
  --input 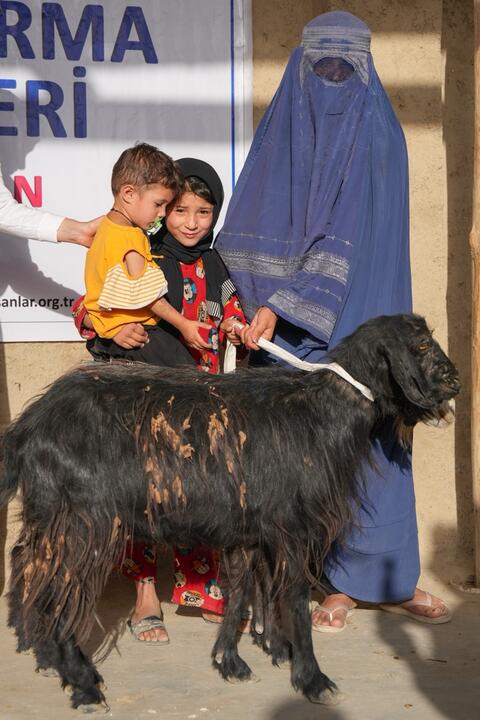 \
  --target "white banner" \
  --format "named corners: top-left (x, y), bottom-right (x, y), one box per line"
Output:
top-left (0, 0), bottom-right (252, 341)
